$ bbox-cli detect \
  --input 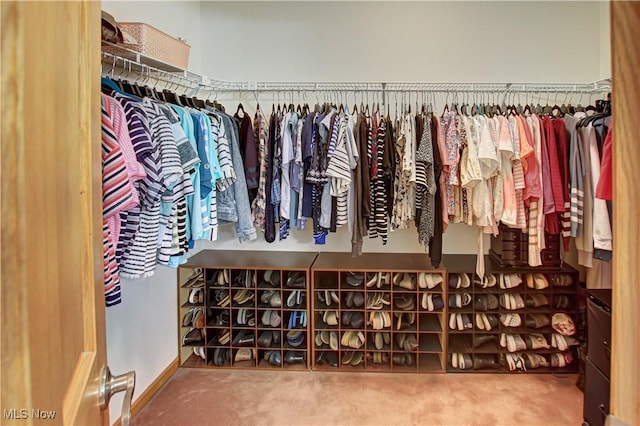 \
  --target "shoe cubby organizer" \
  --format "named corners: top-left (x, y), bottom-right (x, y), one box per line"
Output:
top-left (442, 255), bottom-right (581, 374)
top-left (311, 253), bottom-right (447, 373)
top-left (179, 250), bottom-right (581, 375)
top-left (178, 251), bottom-right (318, 370)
